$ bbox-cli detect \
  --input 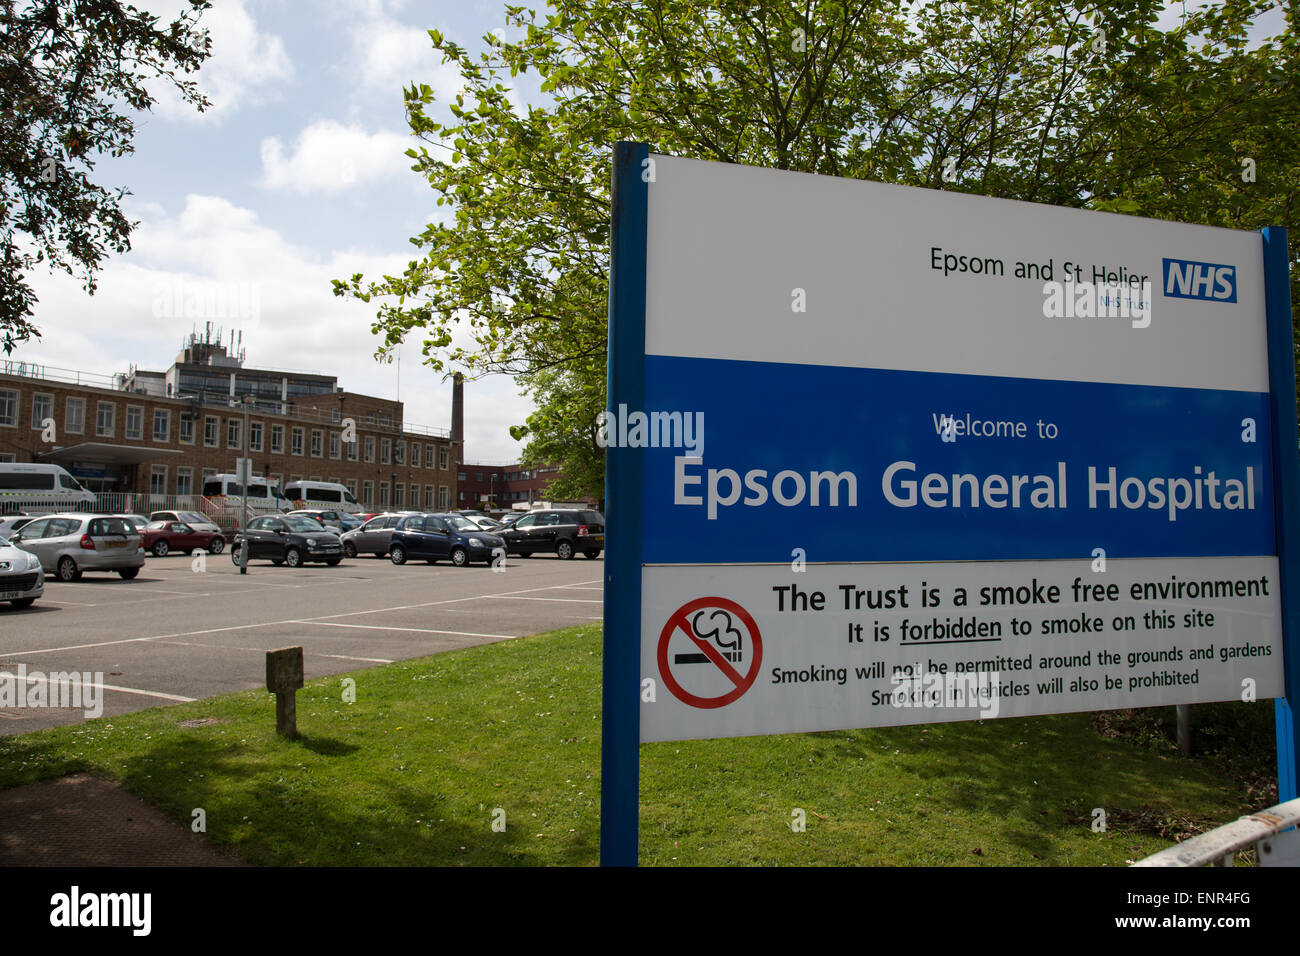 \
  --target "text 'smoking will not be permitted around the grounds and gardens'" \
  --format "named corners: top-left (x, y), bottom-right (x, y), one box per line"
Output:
top-left (601, 142), bottom-right (1299, 866)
